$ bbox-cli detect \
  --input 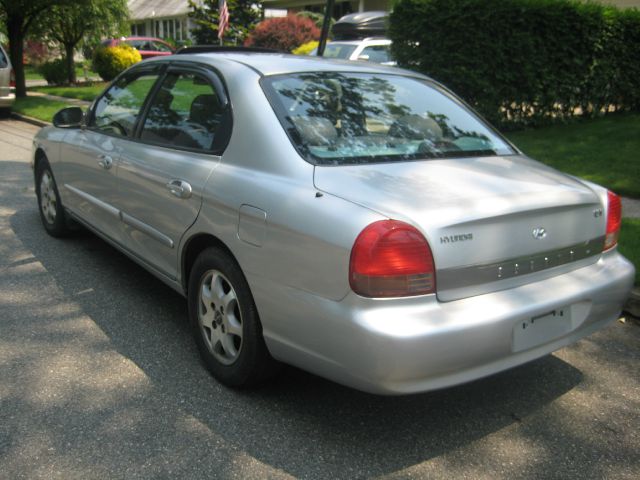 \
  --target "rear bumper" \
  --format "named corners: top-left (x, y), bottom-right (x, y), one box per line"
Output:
top-left (256, 249), bottom-right (635, 395)
top-left (0, 92), bottom-right (15, 108)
